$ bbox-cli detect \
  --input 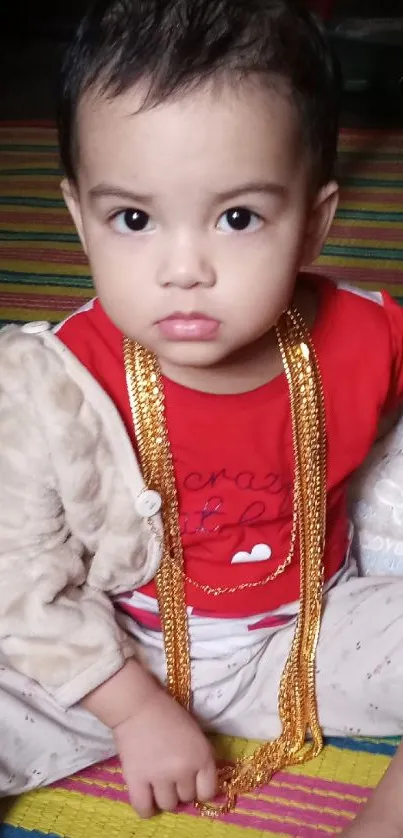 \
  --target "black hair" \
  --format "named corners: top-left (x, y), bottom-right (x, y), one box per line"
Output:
top-left (58, 0), bottom-right (340, 186)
